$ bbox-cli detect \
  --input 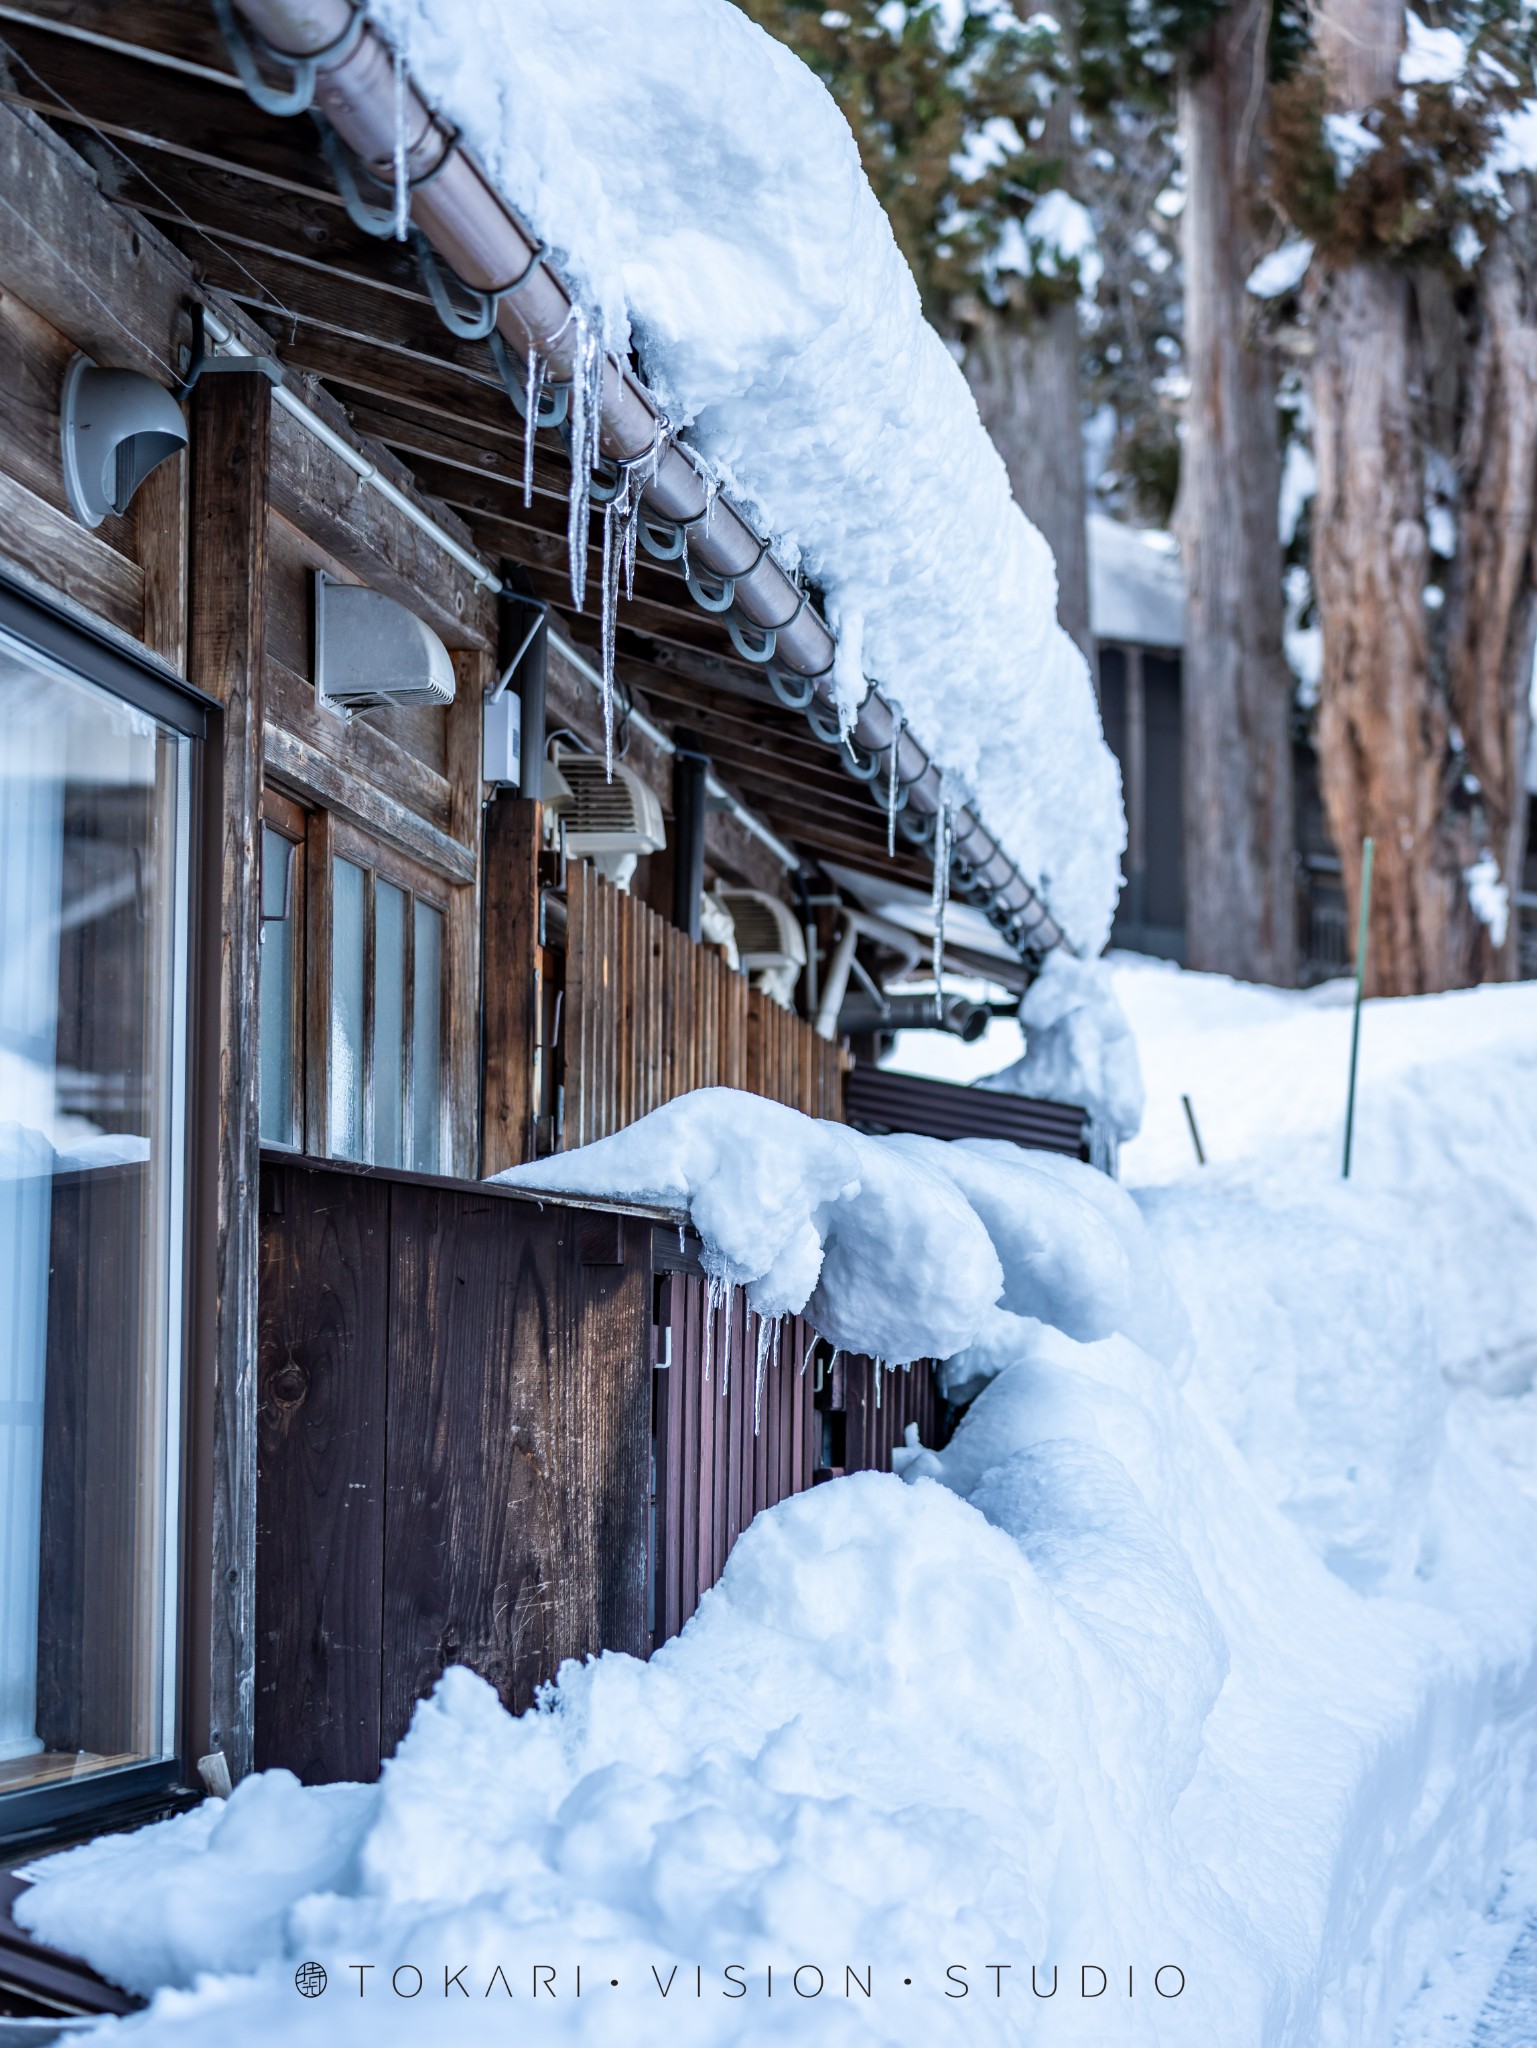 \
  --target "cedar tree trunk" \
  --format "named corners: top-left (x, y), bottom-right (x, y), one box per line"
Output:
top-left (1311, 0), bottom-right (1536, 989)
top-left (1176, 0), bottom-right (1296, 984)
